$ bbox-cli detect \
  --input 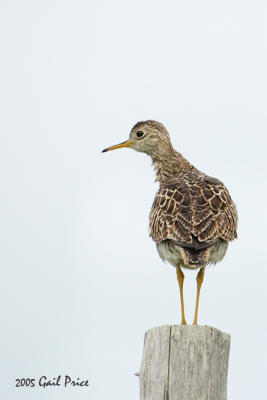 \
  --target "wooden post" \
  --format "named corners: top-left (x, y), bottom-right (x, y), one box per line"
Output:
top-left (138, 325), bottom-right (231, 400)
